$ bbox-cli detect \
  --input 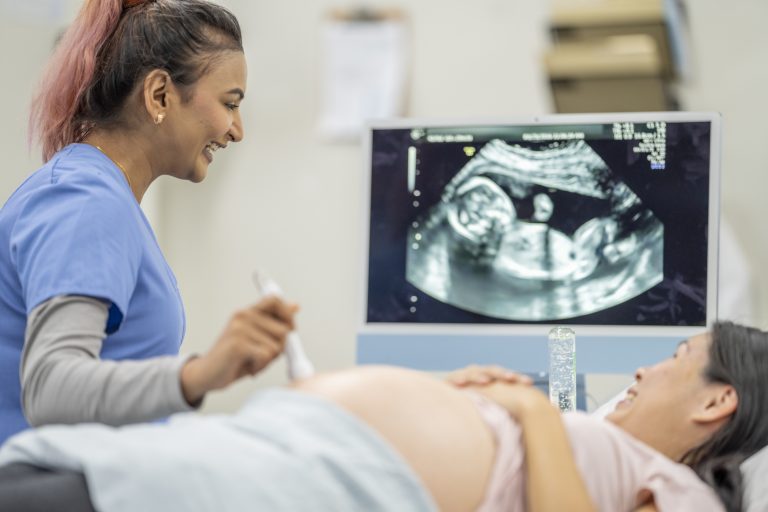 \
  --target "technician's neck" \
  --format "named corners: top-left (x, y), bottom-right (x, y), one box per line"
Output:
top-left (82, 131), bottom-right (155, 204)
